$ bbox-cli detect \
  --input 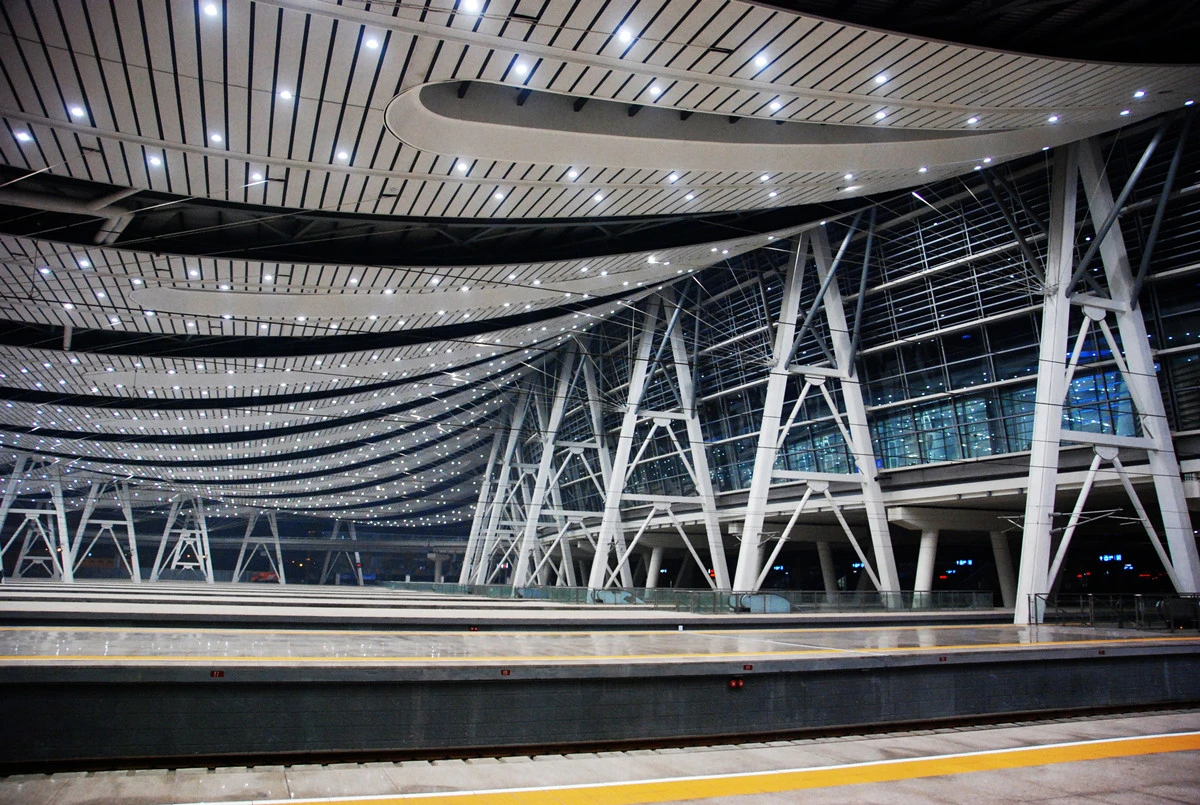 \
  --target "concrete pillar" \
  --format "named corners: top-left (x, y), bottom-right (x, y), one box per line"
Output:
top-left (645, 546), bottom-right (664, 589)
top-left (816, 541), bottom-right (837, 603)
top-left (914, 529), bottom-right (939, 593)
top-left (991, 531), bottom-right (1017, 609)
